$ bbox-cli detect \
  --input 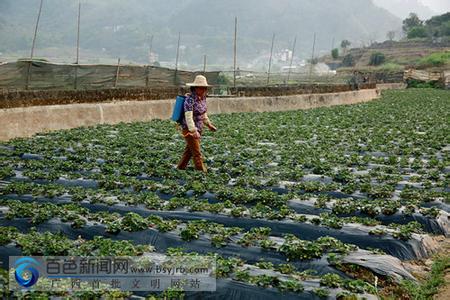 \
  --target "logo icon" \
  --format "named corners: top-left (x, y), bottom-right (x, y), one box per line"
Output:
top-left (14, 257), bottom-right (40, 288)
